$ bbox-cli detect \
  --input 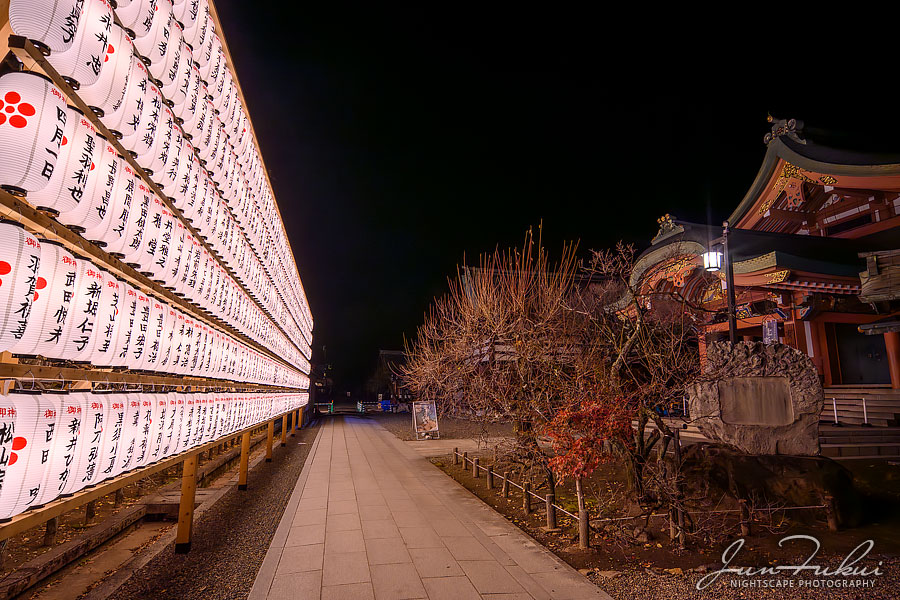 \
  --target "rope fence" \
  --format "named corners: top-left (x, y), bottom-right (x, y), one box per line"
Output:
top-left (449, 448), bottom-right (838, 549)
